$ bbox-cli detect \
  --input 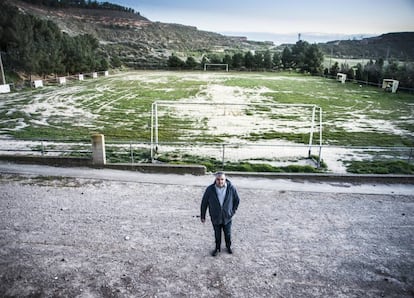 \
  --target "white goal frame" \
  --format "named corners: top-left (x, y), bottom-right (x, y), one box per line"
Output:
top-left (204, 63), bottom-right (229, 72)
top-left (150, 101), bottom-right (323, 164)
